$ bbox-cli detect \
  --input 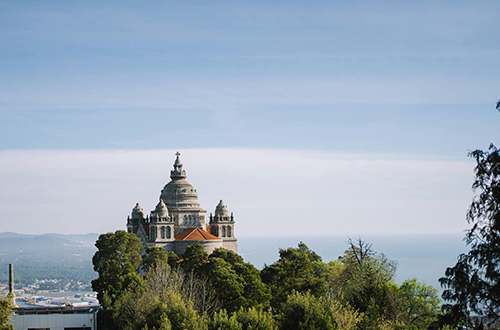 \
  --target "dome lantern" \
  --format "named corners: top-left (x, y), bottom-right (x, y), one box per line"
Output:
top-left (170, 151), bottom-right (187, 180)
top-left (155, 199), bottom-right (169, 218)
top-left (131, 203), bottom-right (144, 219)
top-left (215, 200), bottom-right (229, 218)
